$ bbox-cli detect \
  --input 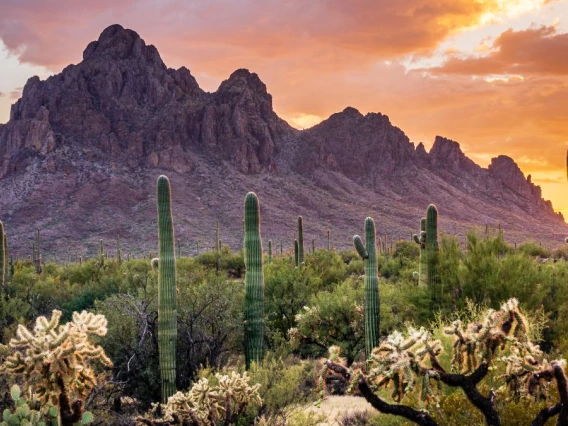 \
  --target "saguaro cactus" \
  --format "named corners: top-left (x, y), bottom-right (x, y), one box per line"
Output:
top-left (425, 204), bottom-right (440, 288)
top-left (0, 221), bottom-right (5, 292)
top-left (34, 228), bottom-right (42, 274)
top-left (216, 220), bottom-right (221, 252)
top-left (244, 192), bottom-right (265, 369)
top-left (99, 239), bottom-right (105, 266)
top-left (294, 239), bottom-right (299, 267)
top-left (298, 216), bottom-right (304, 264)
top-left (157, 175), bottom-right (177, 402)
top-left (412, 218), bottom-right (427, 286)
top-left (267, 240), bottom-right (272, 264)
top-left (353, 217), bottom-right (380, 359)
